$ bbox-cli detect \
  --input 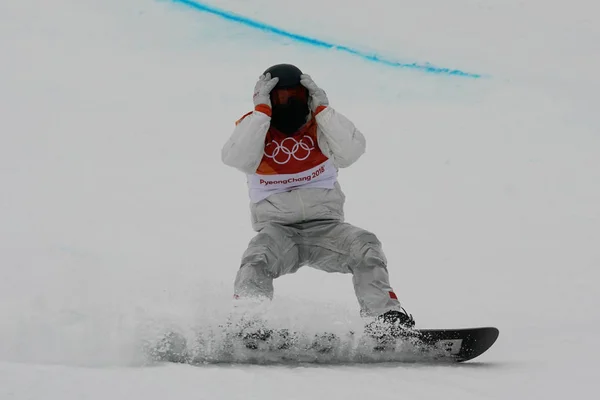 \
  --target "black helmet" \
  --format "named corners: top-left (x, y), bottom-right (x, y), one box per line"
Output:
top-left (263, 64), bottom-right (303, 89)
